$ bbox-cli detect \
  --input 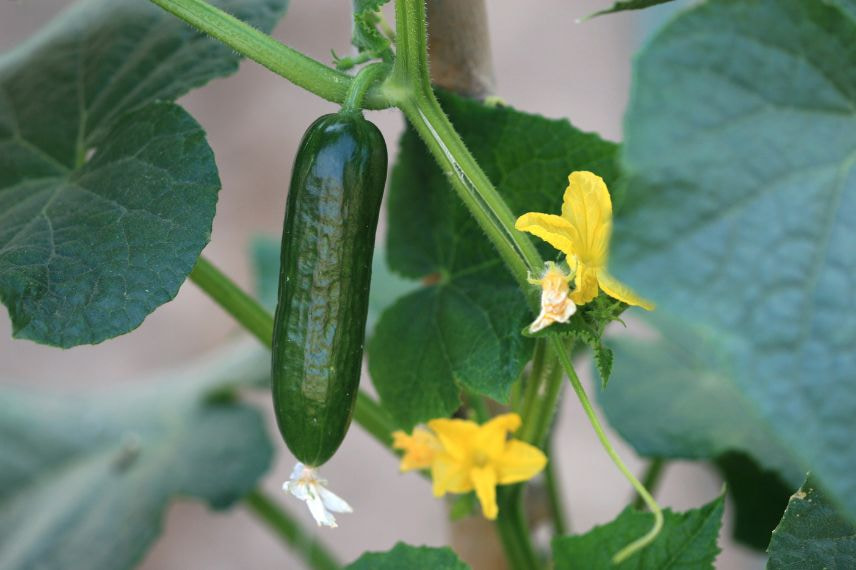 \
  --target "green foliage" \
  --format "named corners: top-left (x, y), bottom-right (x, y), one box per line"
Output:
top-left (768, 477), bottom-right (856, 569)
top-left (347, 542), bottom-right (471, 570)
top-left (369, 91), bottom-right (619, 428)
top-left (598, 316), bottom-right (803, 483)
top-left (715, 452), bottom-right (792, 550)
top-left (0, 346), bottom-right (272, 570)
top-left (612, 0), bottom-right (856, 519)
top-left (0, 0), bottom-right (287, 347)
top-left (343, 0), bottom-right (393, 68)
top-left (587, 0), bottom-right (677, 19)
top-left (552, 494), bottom-right (725, 569)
